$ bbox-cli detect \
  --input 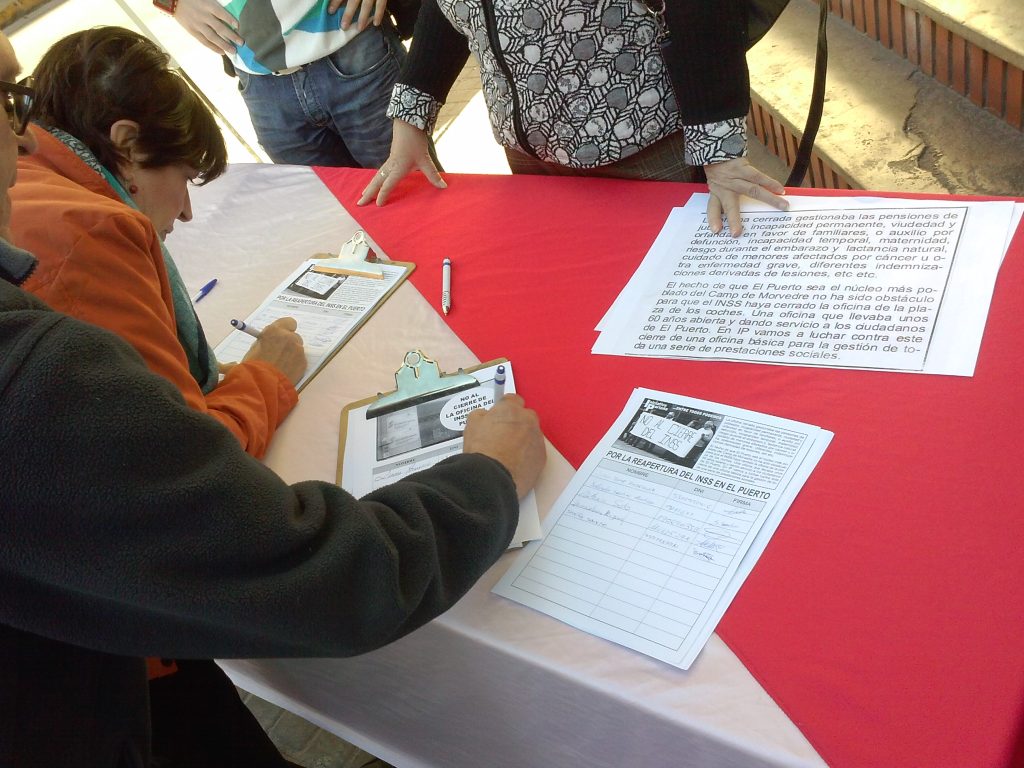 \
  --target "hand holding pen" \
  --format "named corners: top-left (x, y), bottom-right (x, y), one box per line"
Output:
top-left (230, 317), bottom-right (308, 386)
